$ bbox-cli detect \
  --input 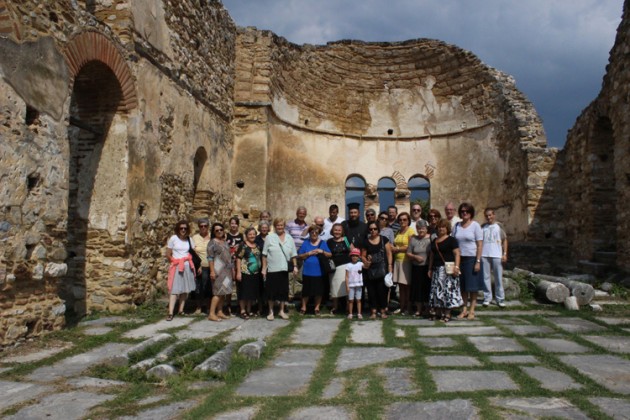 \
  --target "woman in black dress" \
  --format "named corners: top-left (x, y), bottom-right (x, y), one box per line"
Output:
top-left (428, 219), bottom-right (463, 322)
top-left (361, 221), bottom-right (393, 319)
